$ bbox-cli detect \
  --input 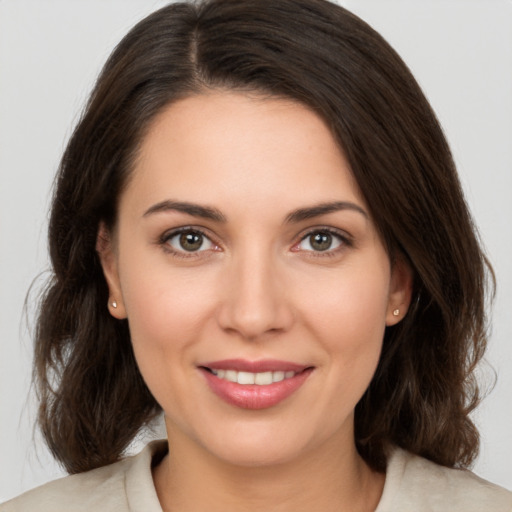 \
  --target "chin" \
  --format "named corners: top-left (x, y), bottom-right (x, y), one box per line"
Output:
top-left (212, 441), bottom-right (304, 468)
top-left (196, 421), bottom-right (324, 468)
